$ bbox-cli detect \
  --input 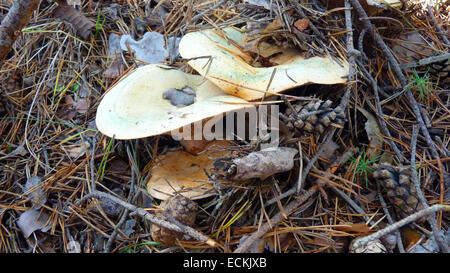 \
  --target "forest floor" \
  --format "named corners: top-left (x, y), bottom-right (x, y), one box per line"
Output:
top-left (0, 0), bottom-right (449, 253)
